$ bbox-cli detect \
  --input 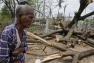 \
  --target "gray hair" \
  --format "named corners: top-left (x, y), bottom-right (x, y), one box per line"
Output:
top-left (14, 5), bottom-right (34, 23)
top-left (15, 5), bottom-right (34, 17)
